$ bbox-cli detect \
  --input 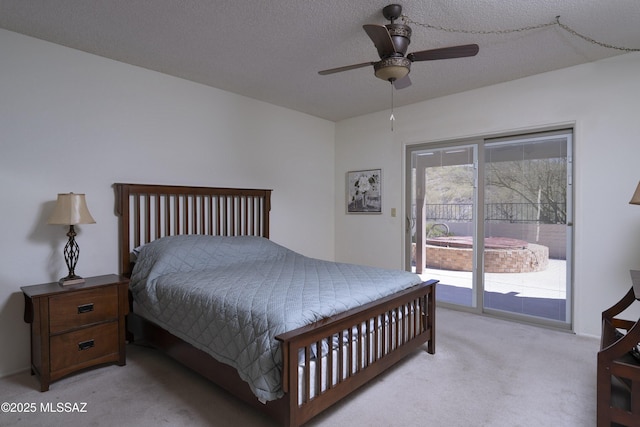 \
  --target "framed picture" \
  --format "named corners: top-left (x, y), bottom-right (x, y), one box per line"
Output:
top-left (347, 169), bottom-right (382, 214)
